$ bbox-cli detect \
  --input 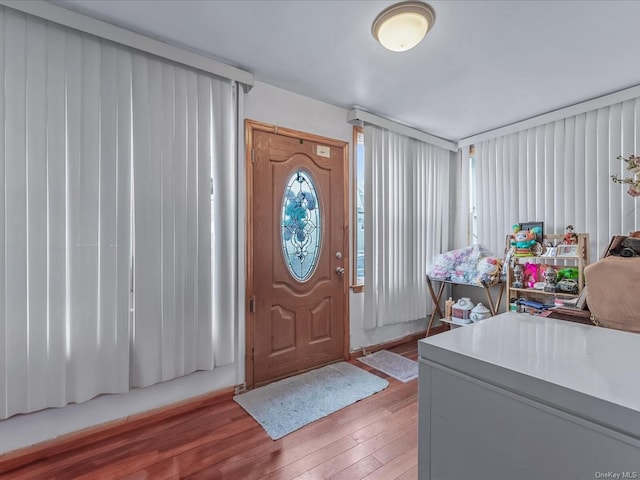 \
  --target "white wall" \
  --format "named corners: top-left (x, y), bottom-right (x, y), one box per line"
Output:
top-left (245, 82), bottom-right (429, 351)
top-left (245, 82), bottom-right (351, 143)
